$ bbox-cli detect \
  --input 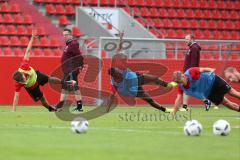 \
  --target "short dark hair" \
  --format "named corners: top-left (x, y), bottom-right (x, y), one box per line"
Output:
top-left (63, 28), bottom-right (72, 33)
top-left (13, 71), bottom-right (24, 82)
top-left (224, 67), bottom-right (237, 73)
top-left (108, 68), bottom-right (116, 76)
